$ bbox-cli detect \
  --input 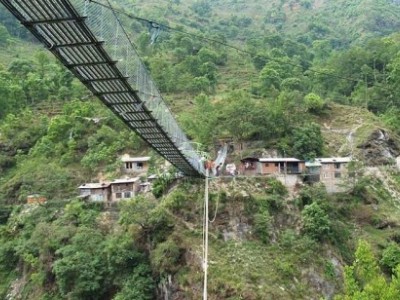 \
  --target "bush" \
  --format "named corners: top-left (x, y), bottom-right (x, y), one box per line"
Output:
top-left (304, 93), bottom-right (325, 114)
top-left (150, 239), bottom-right (182, 275)
top-left (266, 178), bottom-right (288, 196)
top-left (381, 242), bottom-right (400, 273)
top-left (113, 264), bottom-right (154, 300)
top-left (152, 173), bottom-right (174, 198)
top-left (164, 189), bottom-right (186, 212)
top-left (297, 183), bottom-right (328, 209)
top-left (253, 211), bottom-right (273, 244)
top-left (301, 202), bottom-right (331, 241)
